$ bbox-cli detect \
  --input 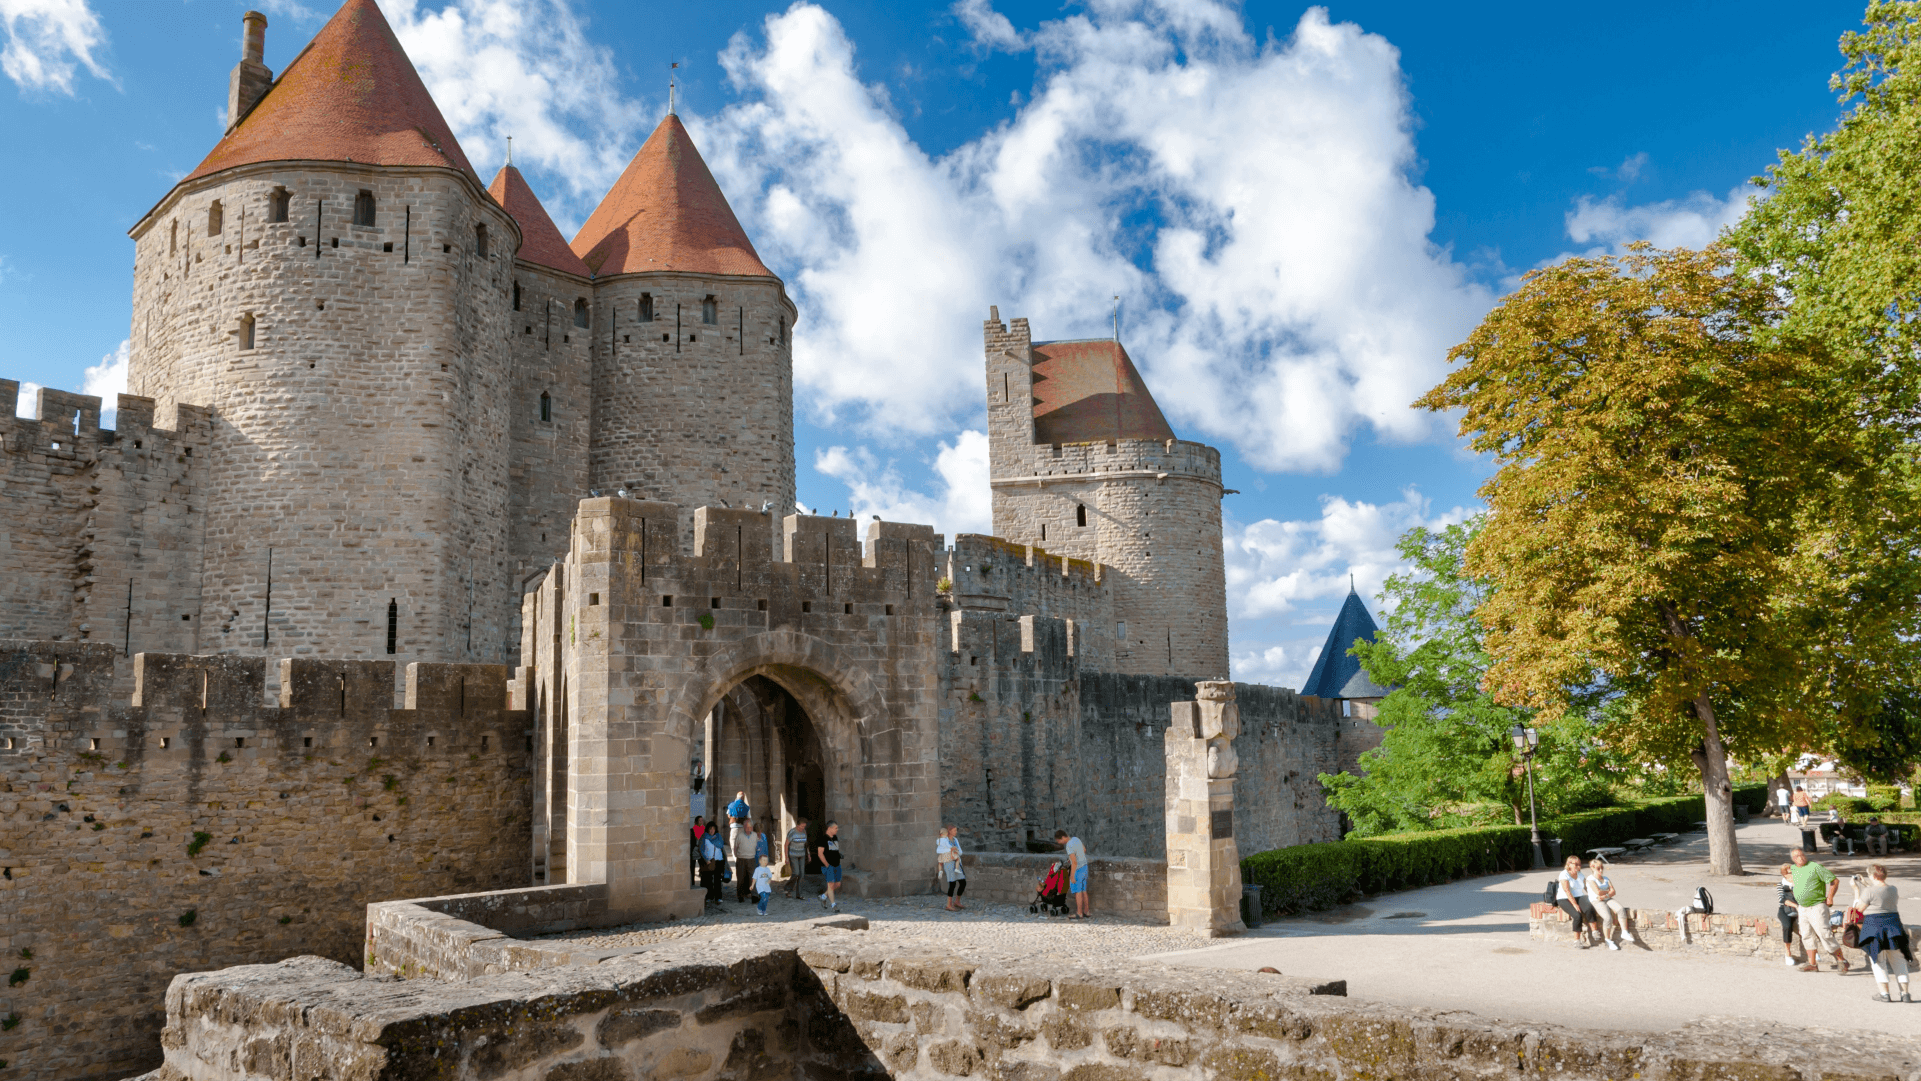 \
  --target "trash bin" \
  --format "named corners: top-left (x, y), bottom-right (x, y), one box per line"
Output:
top-left (1544, 837), bottom-right (1562, 866)
top-left (1242, 884), bottom-right (1264, 929)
